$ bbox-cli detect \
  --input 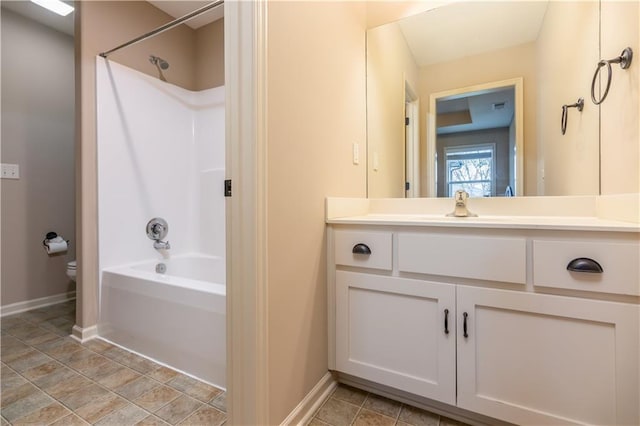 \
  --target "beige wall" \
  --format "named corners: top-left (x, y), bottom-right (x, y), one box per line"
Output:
top-left (367, 20), bottom-right (419, 198)
top-left (90, 2), bottom-right (198, 89)
top-left (418, 42), bottom-right (537, 196)
top-left (1, 9), bottom-right (76, 306)
top-left (76, 1), bottom-right (223, 329)
top-left (80, 1), bottom-right (223, 91)
top-left (536, 1), bottom-right (599, 196)
top-left (195, 19), bottom-right (225, 90)
top-left (266, 1), bottom-right (367, 423)
top-left (600, 1), bottom-right (639, 195)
